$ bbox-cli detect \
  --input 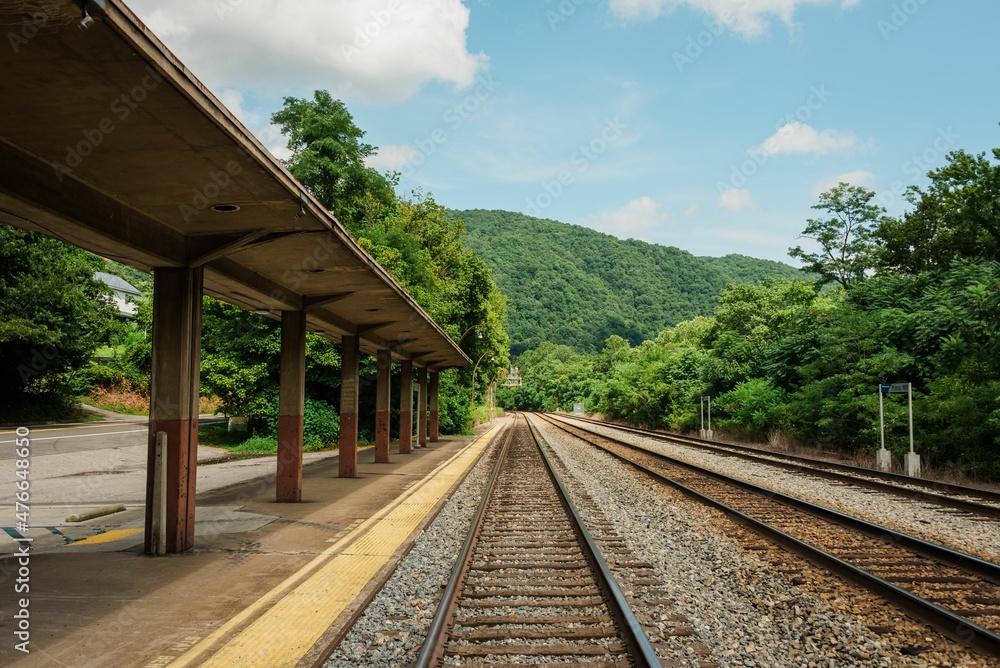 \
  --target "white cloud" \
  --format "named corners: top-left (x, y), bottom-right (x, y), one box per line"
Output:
top-left (365, 144), bottom-right (418, 171)
top-left (754, 122), bottom-right (860, 157)
top-left (684, 203), bottom-right (700, 217)
top-left (811, 170), bottom-right (877, 196)
top-left (609, 0), bottom-right (859, 38)
top-left (585, 196), bottom-right (670, 240)
top-left (126, 0), bottom-right (488, 103)
top-left (717, 188), bottom-right (755, 211)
